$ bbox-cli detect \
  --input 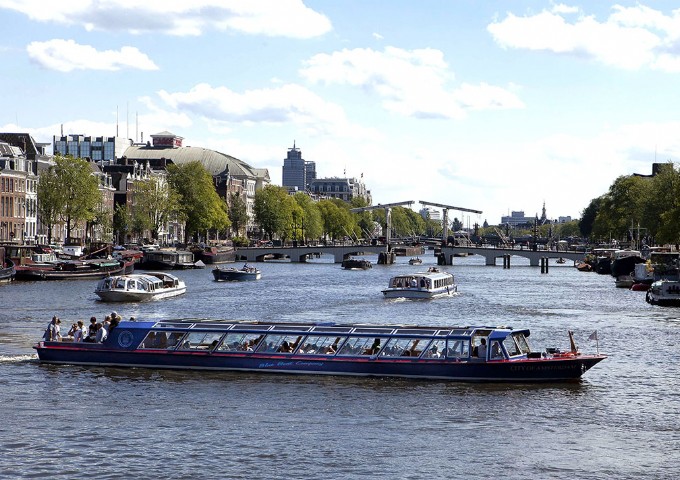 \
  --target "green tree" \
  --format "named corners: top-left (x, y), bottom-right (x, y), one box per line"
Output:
top-left (253, 185), bottom-right (290, 239)
top-left (113, 204), bottom-right (131, 245)
top-left (133, 178), bottom-right (181, 240)
top-left (229, 192), bottom-right (249, 237)
top-left (592, 175), bottom-right (648, 242)
top-left (38, 155), bottom-right (102, 244)
top-left (36, 166), bottom-right (63, 244)
top-left (293, 192), bottom-right (322, 242)
top-left (317, 199), bottom-right (356, 242)
top-left (167, 161), bottom-right (230, 242)
top-left (579, 197), bottom-right (602, 239)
